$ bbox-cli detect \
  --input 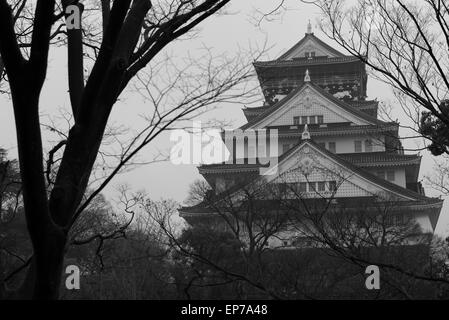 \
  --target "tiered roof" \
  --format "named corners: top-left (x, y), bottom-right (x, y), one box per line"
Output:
top-left (182, 28), bottom-right (443, 232)
top-left (199, 152), bottom-right (420, 174)
top-left (185, 138), bottom-right (442, 229)
top-left (241, 81), bottom-right (388, 130)
top-left (253, 55), bottom-right (361, 68)
top-left (254, 28), bottom-right (367, 102)
top-left (339, 152), bottom-right (421, 167)
top-left (244, 100), bottom-right (378, 121)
